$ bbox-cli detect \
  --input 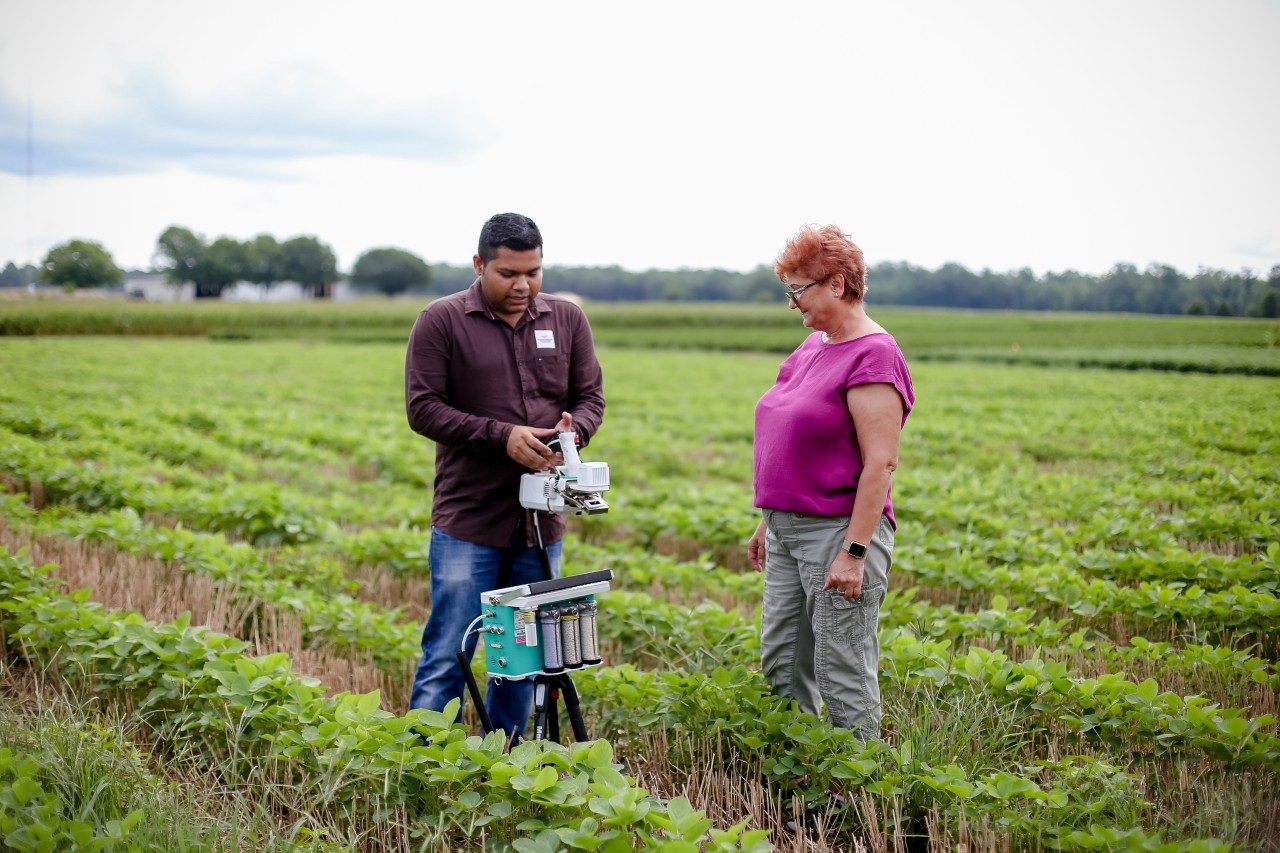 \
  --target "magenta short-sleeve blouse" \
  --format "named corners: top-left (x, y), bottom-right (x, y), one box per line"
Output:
top-left (753, 331), bottom-right (914, 527)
